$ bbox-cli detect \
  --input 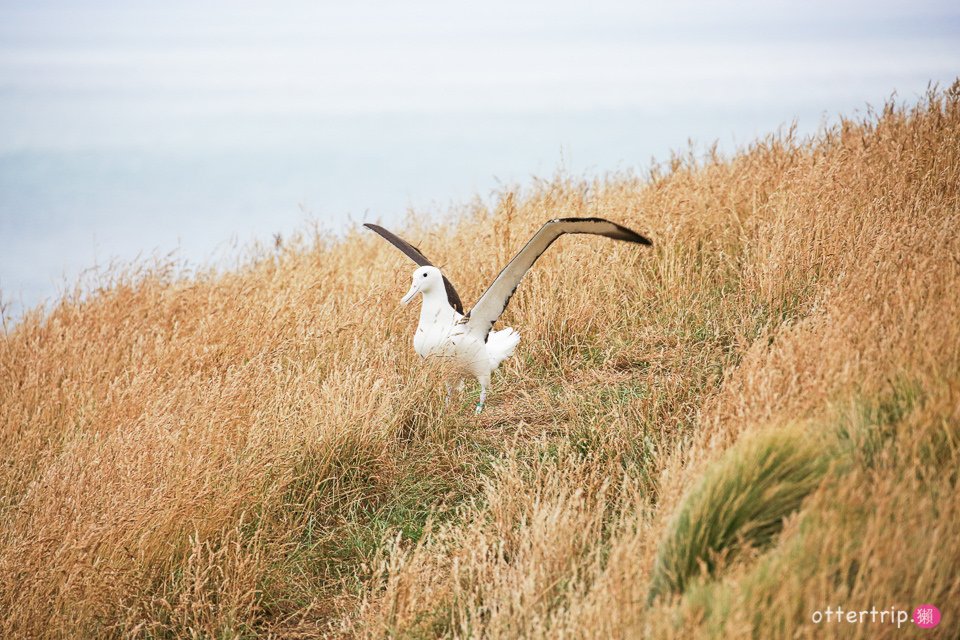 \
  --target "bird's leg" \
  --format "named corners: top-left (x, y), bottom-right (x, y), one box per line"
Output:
top-left (475, 376), bottom-right (489, 414)
top-left (444, 382), bottom-right (453, 406)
